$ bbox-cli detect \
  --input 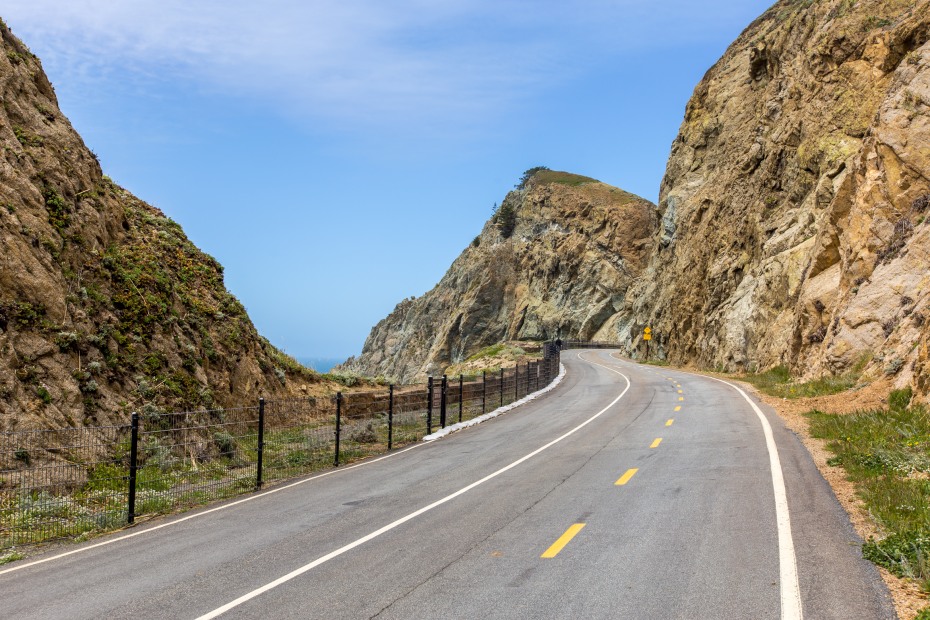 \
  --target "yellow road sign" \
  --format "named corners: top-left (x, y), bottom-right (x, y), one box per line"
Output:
top-left (644, 327), bottom-right (652, 334)
top-left (644, 333), bottom-right (652, 341)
